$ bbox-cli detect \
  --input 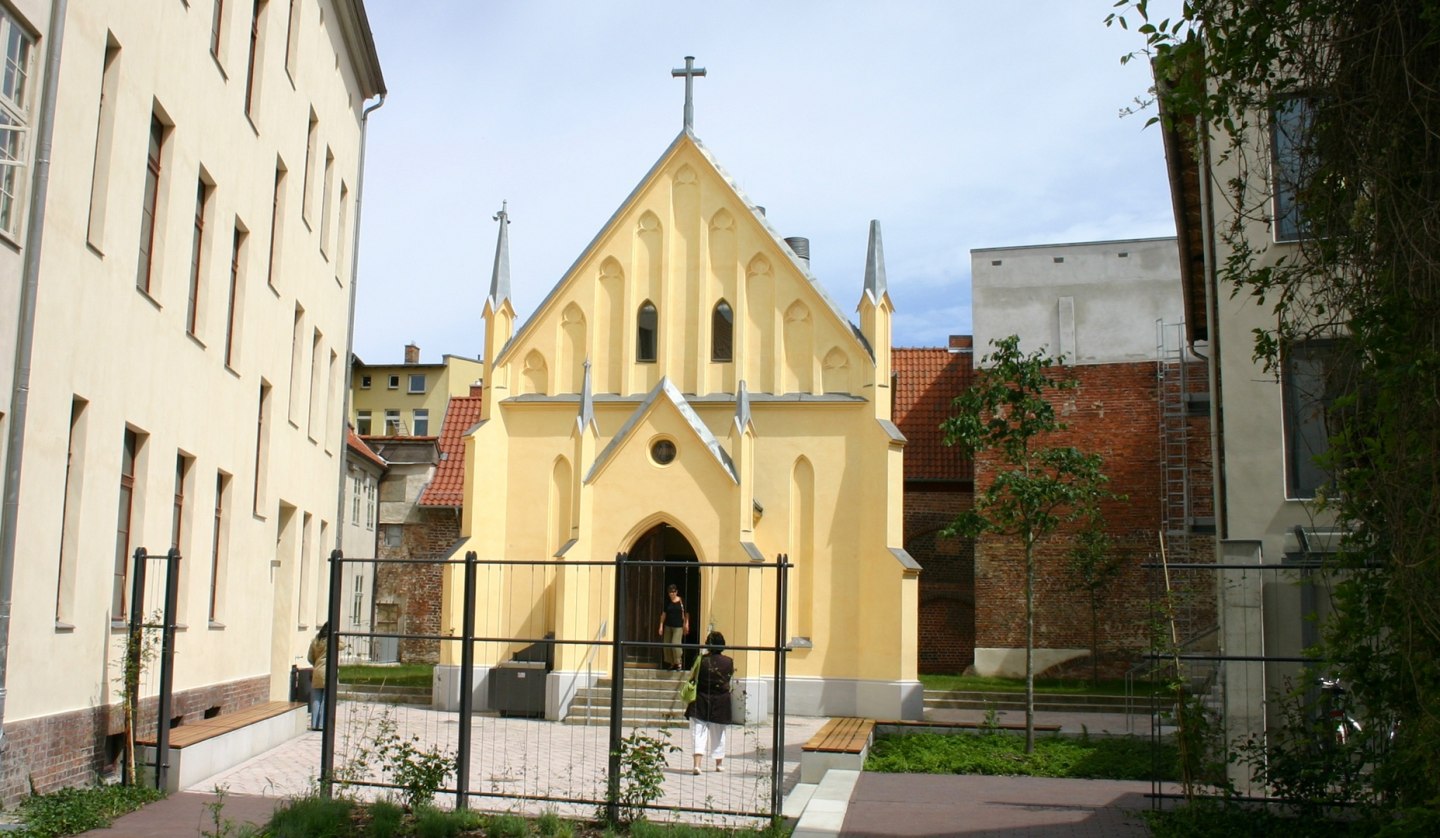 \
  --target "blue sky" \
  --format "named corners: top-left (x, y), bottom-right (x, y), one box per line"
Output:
top-left (351, 1), bottom-right (1177, 364)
